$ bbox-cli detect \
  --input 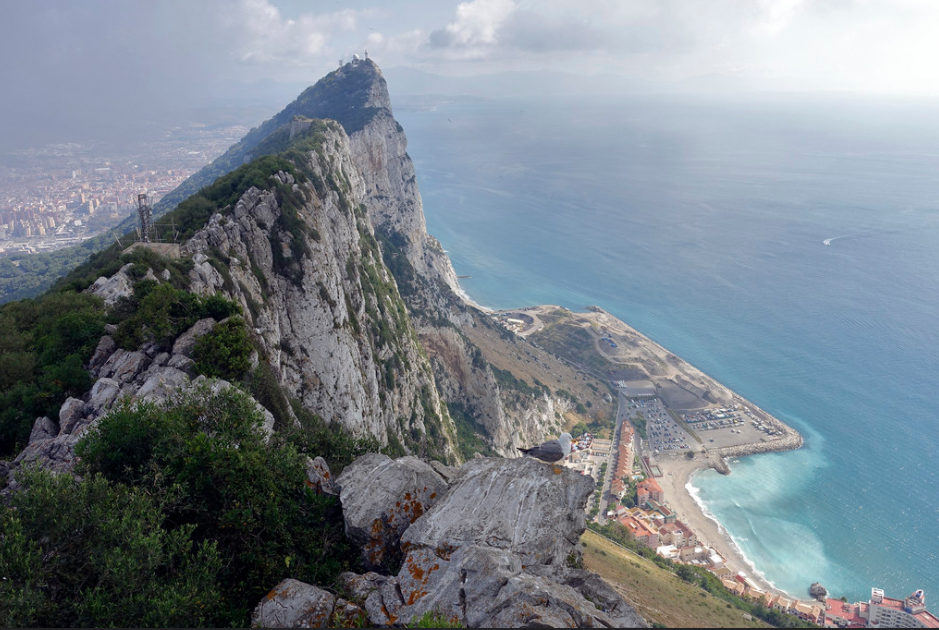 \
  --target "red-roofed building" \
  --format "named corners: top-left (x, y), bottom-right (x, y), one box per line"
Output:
top-left (824, 598), bottom-right (867, 628)
top-left (618, 515), bottom-right (659, 549)
top-left (636, 478), bottom-right (663, 507)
